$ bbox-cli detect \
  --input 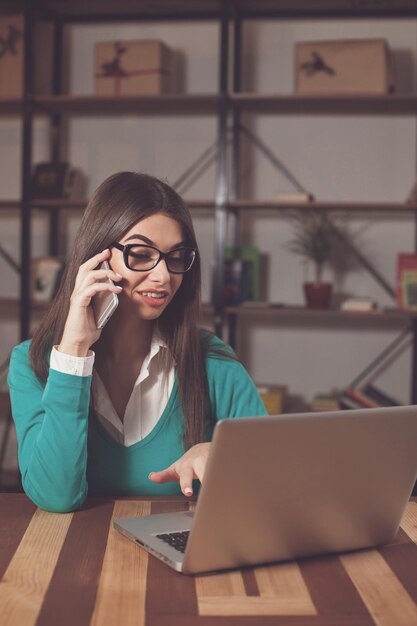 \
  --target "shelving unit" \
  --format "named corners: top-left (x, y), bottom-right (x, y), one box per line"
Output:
top-left (222, 0), bottom-right (417, 406)
top-left (1, 0), bottom-right (417, 400)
